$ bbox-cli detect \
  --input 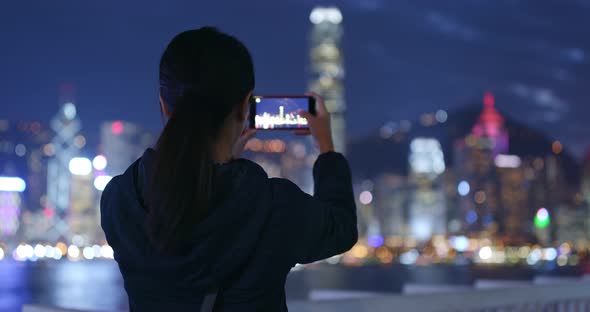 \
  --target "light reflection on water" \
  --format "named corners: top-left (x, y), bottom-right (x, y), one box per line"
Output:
top-left (0, 260), bottom-right (128, 312)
